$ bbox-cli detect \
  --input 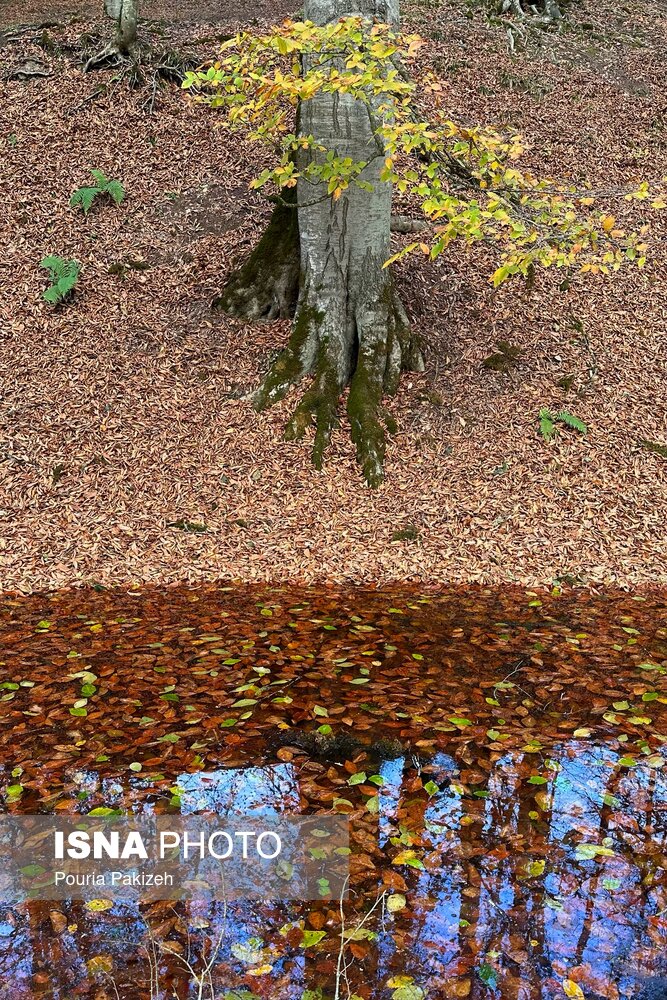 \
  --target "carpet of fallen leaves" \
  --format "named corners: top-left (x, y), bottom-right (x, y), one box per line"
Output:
top-left (1, 583), bottom-right (667, 998)
top-left (1, 0), bottom-right (666, 592)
